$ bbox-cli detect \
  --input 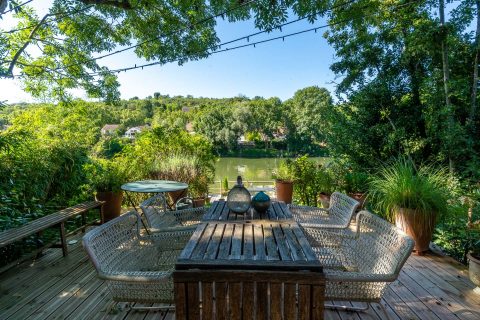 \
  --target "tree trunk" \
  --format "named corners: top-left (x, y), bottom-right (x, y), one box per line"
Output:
top-left (469, 0), bottom-right (480, 129)
top-left (439, 0), bottom-right (454, 172)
